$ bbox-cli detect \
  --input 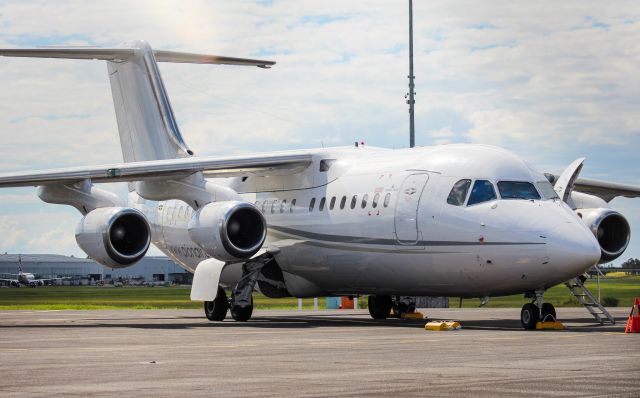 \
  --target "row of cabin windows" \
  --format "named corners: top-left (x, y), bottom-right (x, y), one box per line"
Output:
top-left (447, 179), bottom-right (559, 207)
top-left (309, 192), bottom-right (391, 212)
top-left (257, 198), bottom-right (298, 214)
top-left (256, 193), bottom-right (392, 214)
